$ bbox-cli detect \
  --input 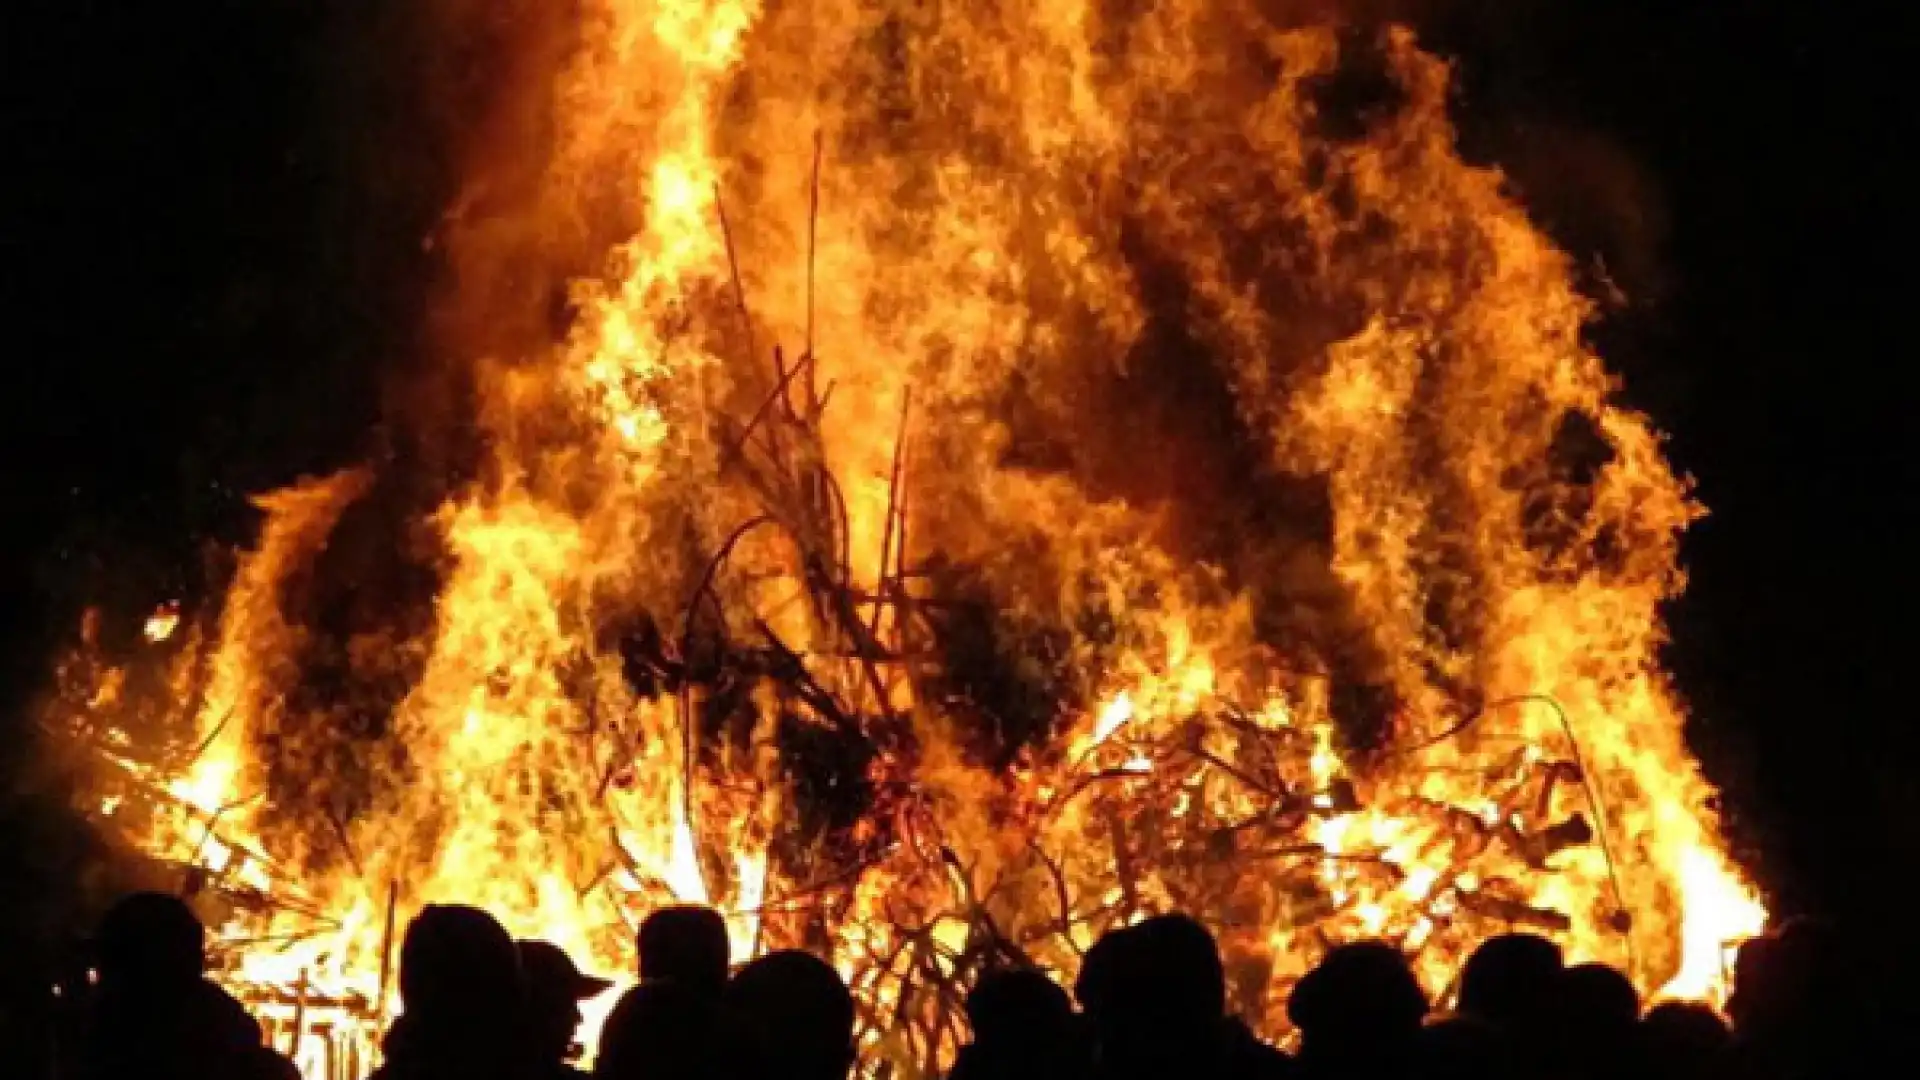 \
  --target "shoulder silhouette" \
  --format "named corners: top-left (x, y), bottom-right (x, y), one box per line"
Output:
top-left (1418, 1016), bottom-right (1520, 1080)
top-left (594, 975), bottom-right (755, 1080)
